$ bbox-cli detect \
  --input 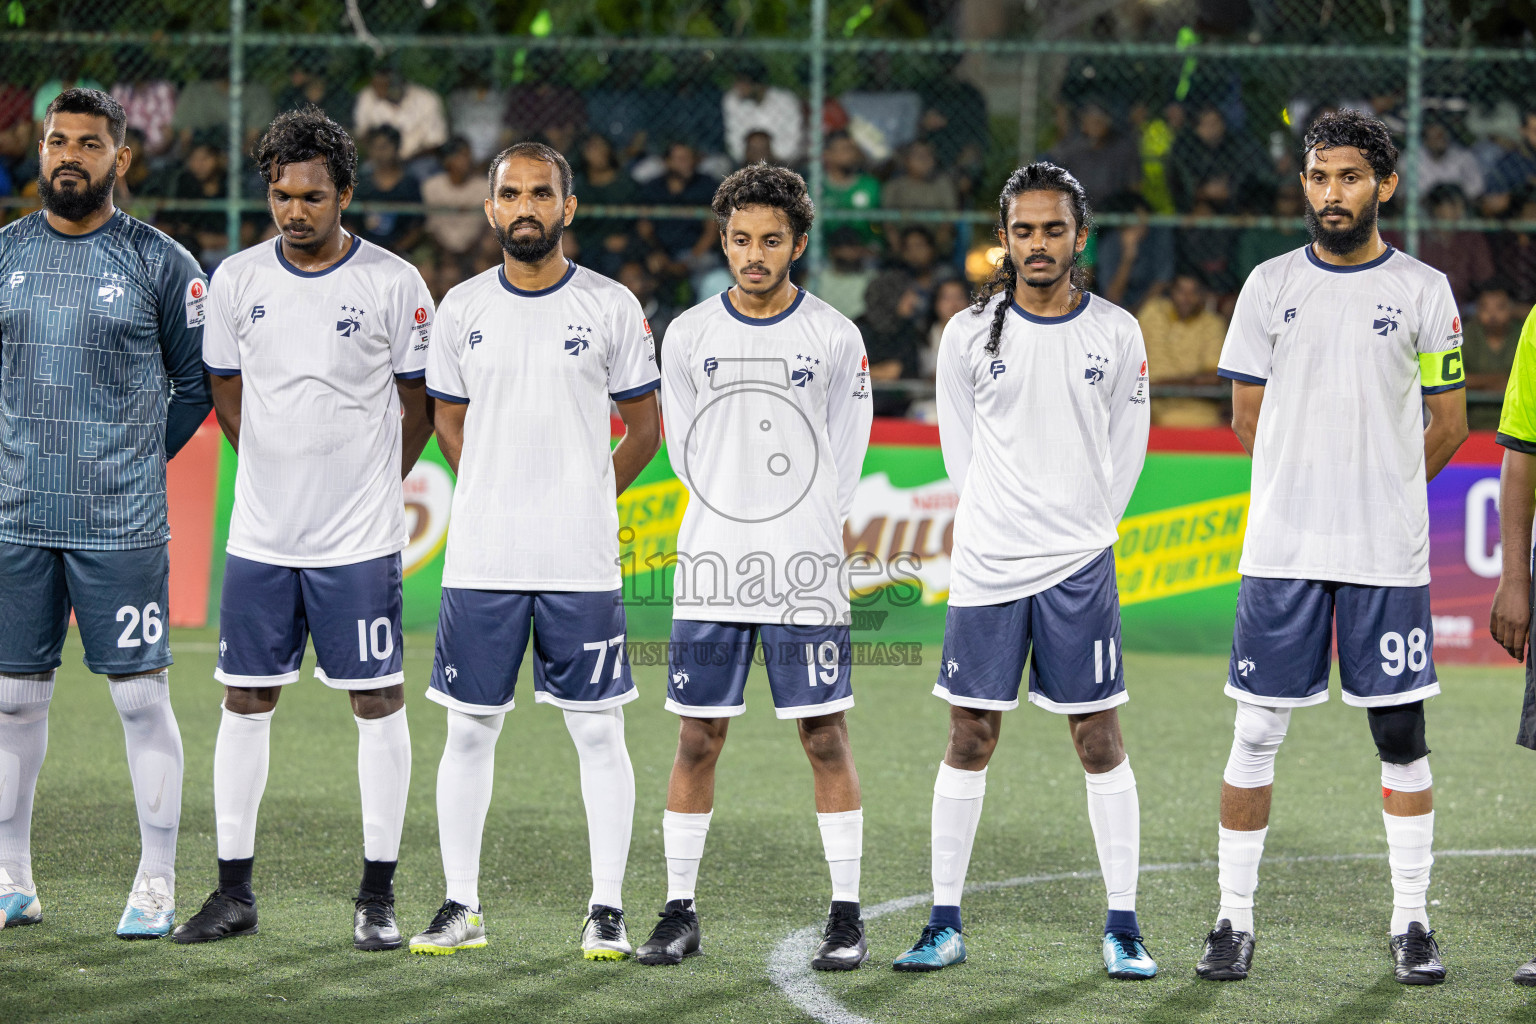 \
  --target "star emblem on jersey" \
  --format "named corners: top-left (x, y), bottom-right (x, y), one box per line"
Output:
top-left (565, 324), bottom-right (592, 355)
top-left (672, 670), bottom-right (689, 689)
top-left (336, 305), bottom-right (366, 338)
top-left (791, 353), bottom-right (821, 387)
top-left (1084, 352), bottom-right (1109, 384)
top-left (1237, 657), bottom-right (1255, 677)
top-left (1373, 305), bottom-right (1403, 336)
top-left (96, 271), bottom-right (127, 304)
